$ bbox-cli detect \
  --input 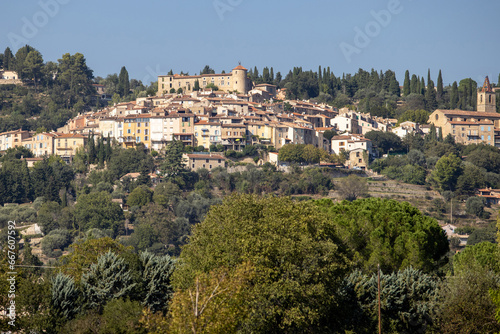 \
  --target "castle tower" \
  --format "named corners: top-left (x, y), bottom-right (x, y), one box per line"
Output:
top-left (231, 64), bottom-right (248, 94)
top-left (477, 76), bottom-right (496, 112)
